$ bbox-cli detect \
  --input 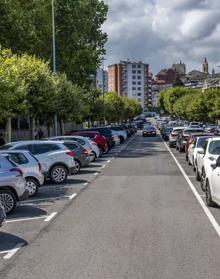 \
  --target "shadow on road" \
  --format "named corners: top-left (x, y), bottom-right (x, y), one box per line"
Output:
top-left (0, 232), bottom-right (27, 252)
